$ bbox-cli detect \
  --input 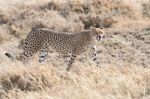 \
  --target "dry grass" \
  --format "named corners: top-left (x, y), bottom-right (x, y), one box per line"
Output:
top-left (0, 0), bottom-right (150, 99)
top-left (0, 62), bottom-right (149, 99)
